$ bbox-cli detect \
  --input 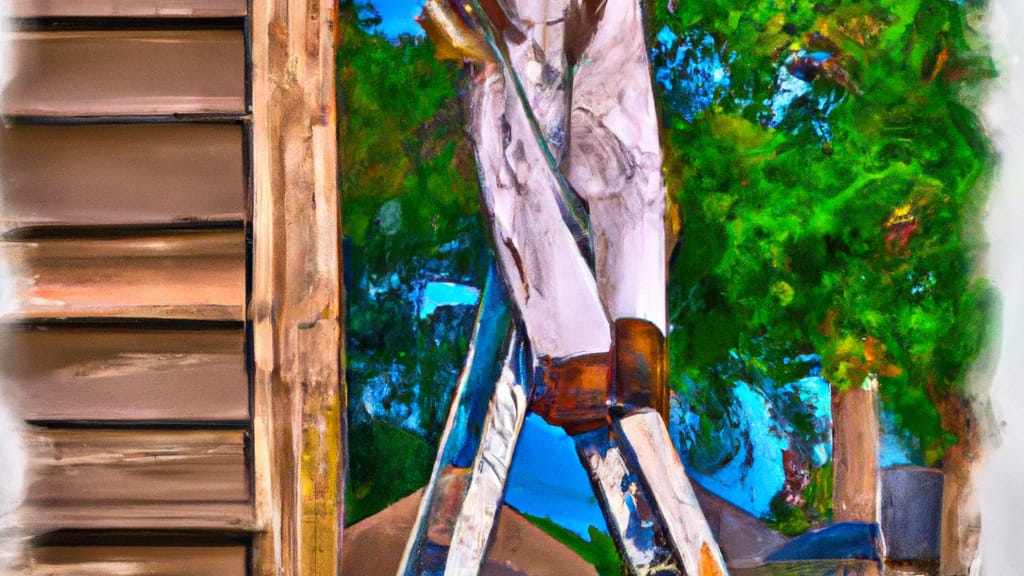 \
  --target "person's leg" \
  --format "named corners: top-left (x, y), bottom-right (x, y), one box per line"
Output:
top-left (564, 0), bottom-right (670, 419)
